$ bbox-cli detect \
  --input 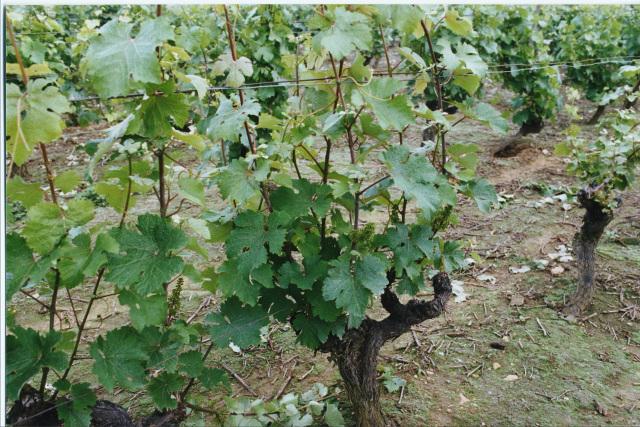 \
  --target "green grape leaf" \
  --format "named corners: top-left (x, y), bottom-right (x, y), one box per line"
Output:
top-left (87, 115), bottom-right (134, 178)
top-left (322, 256), bottom-right (371, 329)
top-left (177, 350), bottom-right (204, 378)
top-left (206, 297), bottom-right (269, 349)
top-left (292, 314), bottom-right (332, 349)
top-left (199, 368), bottom-right (230, 391)
top-left (324, 402), bottom-right (346, 427)
top-left (260, 287), bottom-right (297, 322)
top-left (22, 202), bottom-right (65, 254)
top-left (370, 94), bottom-right (414, 131)
top-left (178, 176), bottom-right (205, 206)
top-left (212, 53), bottom-right (253, 88)
top-left (58, 234), bottom-right (109, 289)
top-left (452, 72), bottom-right (481, 95)
top-left (226, 211), bottom-right (287, 273)
top-left (356, 254), bottom-right (389, 295)
top-left (57, 383), bottom-right (97, 427)
top-left (6, 80), bottom-right (70, 166)
top-left (204, 96), bottom-right (260, 142)
top-left (445, 143), bottom-right (479, 181)
top-left (379, 5), bottom-right (422, 36)
top-left (354, 78), bottom-right (414, 131)
top-left (55, 170), bottom-right (82, 193)
top-left (216, 260), bottom-right (262, 306)
top-left (6, 327), bottom-right (68, 400)
top-left (90, 326), bottom-right (148, 392)
top-left (454, 101), bottom-right (509, 134)
top-left (66, 199), bottom-right (95, 226)
top-left (348, 54), bottom-right (372, 82)
top-left (7, 176), bottom-right (44, 208)
top-left (383, 146), bottom-right (445, 219)
top-left (6, 234), bottom-right (37, 299)
top-left (94, 181), bottom-right (134, 214)
top-left (127, 81), bottom-right (189, 138)
top-left (147, 372), bottom-right (185, 410)
top-left (465, 178), bottom-right (497, 213)
top-left (270, 179), bottom-right (333, 220)
top-left (216, 158), bottom-right (261, 205)
top-left (444, 10), bottom-right (473, 36)
top-left (106, 214), bottom-right (187, 294)
top-left (437, 39), bottom-right (487, 77)
top-left (308, 283), bottom-right (342, 322)
top-left (119, 290), bottom-right (167, 331)
top-left (85, 18), bottom-right (173, 97)
top-left (314, 7), bottom-right (372, 60)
